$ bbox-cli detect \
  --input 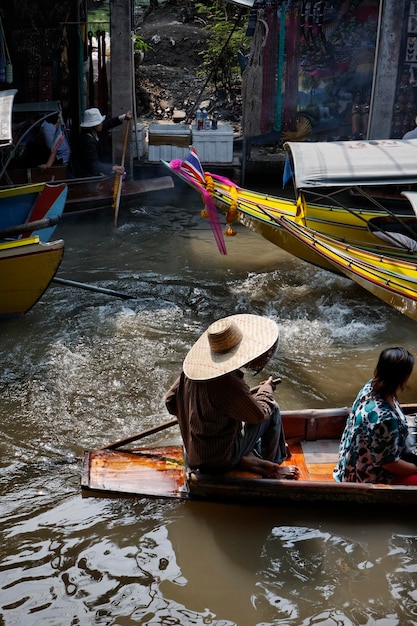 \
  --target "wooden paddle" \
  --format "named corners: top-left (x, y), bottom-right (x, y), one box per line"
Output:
top-left (52, 277), bottom-right (136, 300)
top-left (113, 117), bottom-right (131, 228)
top-left (100, 378), bottom-right (281, 450)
